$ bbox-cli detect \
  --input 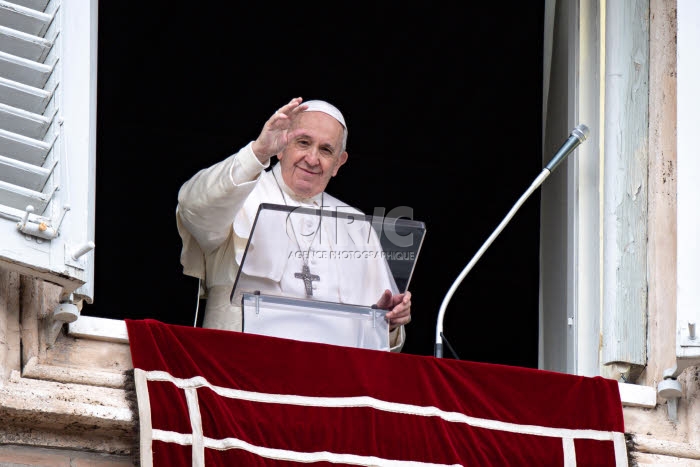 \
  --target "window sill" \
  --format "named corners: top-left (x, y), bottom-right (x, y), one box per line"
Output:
top-left (67, 314), bottom-right (128, 343)
top-left (618, 382), bottom-right (657, 408)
